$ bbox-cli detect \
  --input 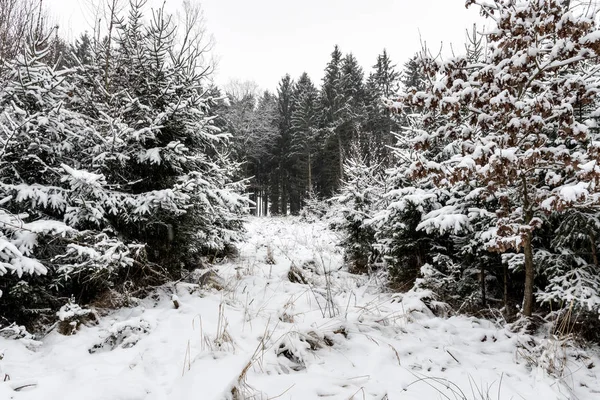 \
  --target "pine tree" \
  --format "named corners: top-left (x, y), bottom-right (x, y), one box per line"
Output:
top-left (254, 91), bottom-right (279, 215)
top-left (400, 55), bottom-right (425, 93)
top-left (273, 74), bottom-right (295, 214)
top-left (291, 73), bottom-right (319, 201)
top-left (221, 88), bottom-right (278, 216)
top-left (0, 34), bottom-right (139, 322)
top-left (316, 45), bottom-right (344, 197)
top-left (0, 0), bottom-right (248, 326)
top-left (364, 49), bottom-right (400, 164)
top-left (339, 52), bottom-right (367, 145)
top-left (334, 148), bottom-right (385, 274)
